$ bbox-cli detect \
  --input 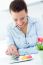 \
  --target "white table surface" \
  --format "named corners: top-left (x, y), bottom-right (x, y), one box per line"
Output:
top-left (0, 41), bottom-right (43, 65)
